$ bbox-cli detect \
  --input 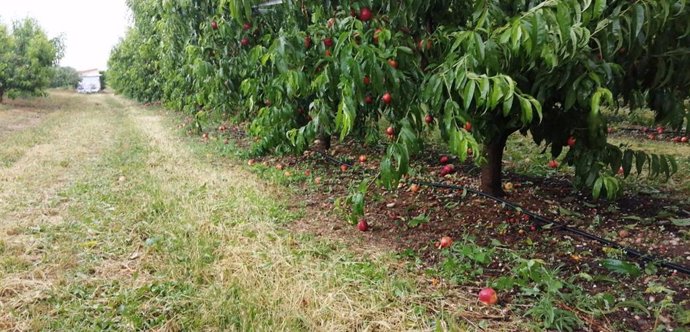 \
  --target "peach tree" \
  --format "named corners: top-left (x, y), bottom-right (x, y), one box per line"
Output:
top-left (0, 18), bottom-right (62, 103)
top-left (110, 0), bottom-right (690, 202)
